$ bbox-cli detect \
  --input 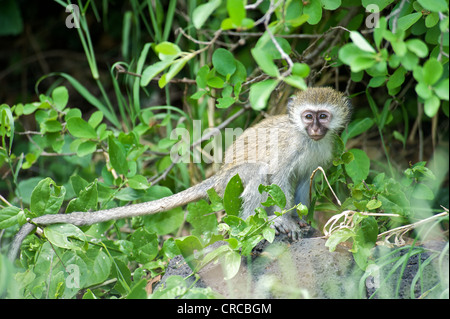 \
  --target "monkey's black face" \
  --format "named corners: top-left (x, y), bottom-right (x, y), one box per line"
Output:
top-left (301, 110), bottom-right (331, 141)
